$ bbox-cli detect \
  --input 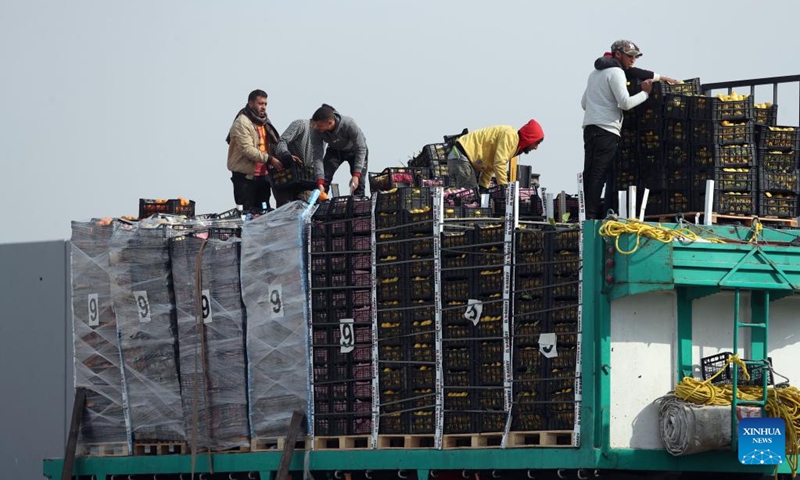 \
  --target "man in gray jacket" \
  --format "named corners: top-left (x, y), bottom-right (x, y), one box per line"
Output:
top-left (581, 40), bottom-right (652, 219)
top-left (310, 104), bottom-right (369, 197)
